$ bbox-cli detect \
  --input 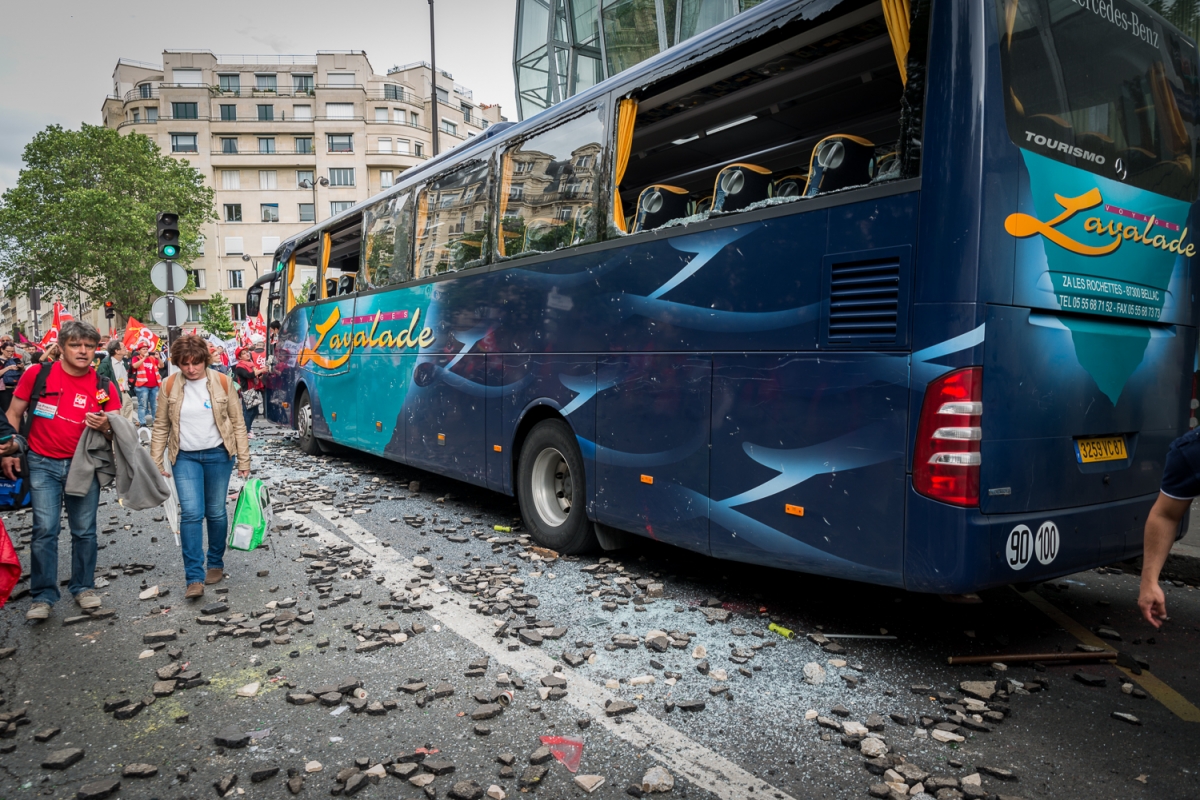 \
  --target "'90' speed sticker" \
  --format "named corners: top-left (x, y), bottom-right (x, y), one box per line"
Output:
top-left (1006, 522), bottom-right (1059, 570)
